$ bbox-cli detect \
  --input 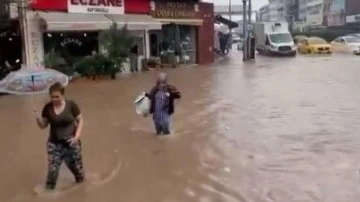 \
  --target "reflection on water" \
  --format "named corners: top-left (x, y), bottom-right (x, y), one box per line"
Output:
top-left (1, 53), bottom-right (360, 202)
